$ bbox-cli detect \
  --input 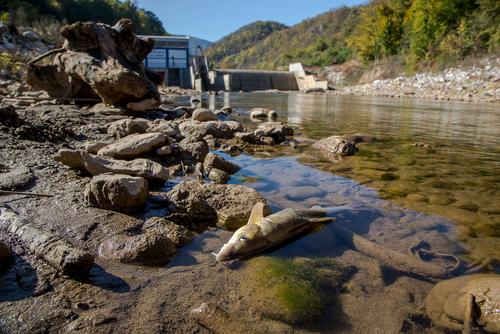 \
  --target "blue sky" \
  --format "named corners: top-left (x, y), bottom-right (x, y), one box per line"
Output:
top-left (137, 0), bottom-right (366, 42)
